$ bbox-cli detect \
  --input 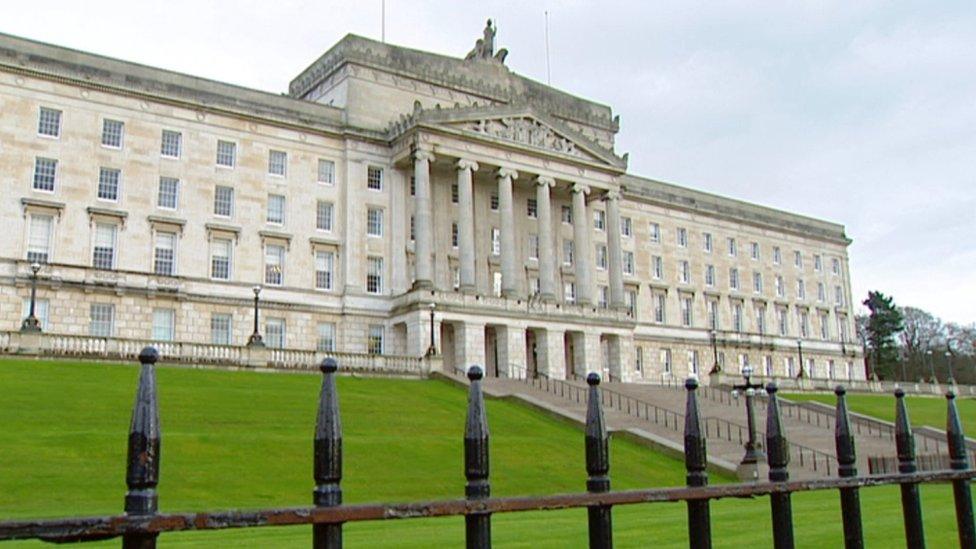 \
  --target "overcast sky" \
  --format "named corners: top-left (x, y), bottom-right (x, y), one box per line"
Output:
top-left (4, 1), bottom-right (973, 323)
